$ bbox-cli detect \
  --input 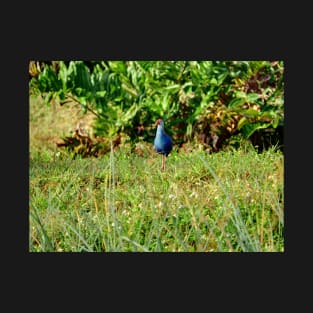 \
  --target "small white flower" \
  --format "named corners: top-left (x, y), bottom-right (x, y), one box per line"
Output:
top-left (122, 209), bottom-right (129, 216)
top-left (190, 191), bottom-right (198, 198)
